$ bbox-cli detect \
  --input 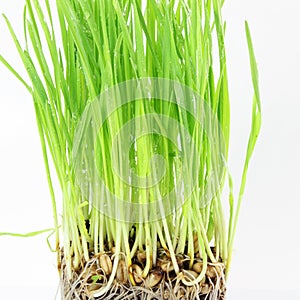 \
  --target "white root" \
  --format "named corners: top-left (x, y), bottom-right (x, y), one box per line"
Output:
top-left (60, 253), bottom-right (226, 300)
